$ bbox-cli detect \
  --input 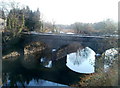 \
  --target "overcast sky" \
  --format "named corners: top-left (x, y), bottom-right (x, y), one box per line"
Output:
top-left (1, 0), bottom-right (119, 24)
